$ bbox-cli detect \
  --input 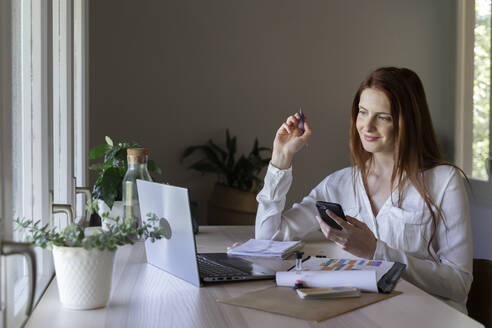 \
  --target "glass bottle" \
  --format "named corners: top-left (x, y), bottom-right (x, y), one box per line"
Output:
top-left (122, 148), bottom-right (152, 226)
